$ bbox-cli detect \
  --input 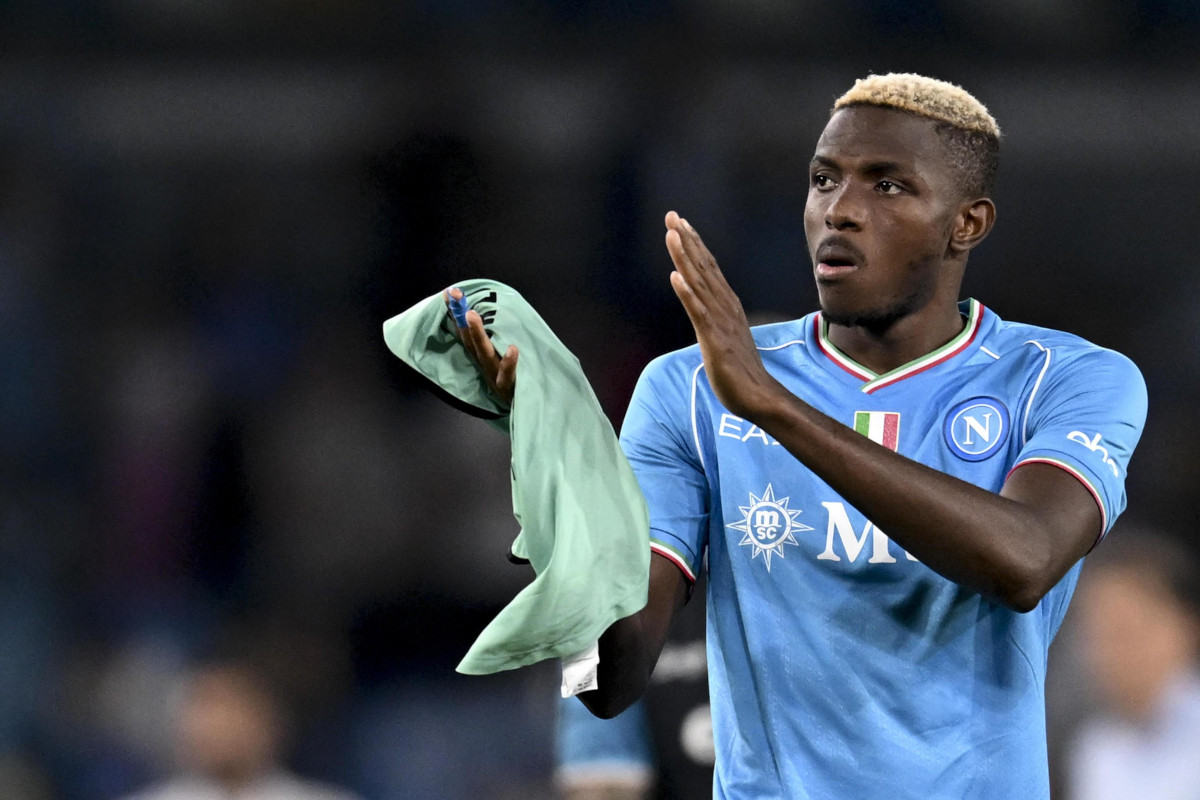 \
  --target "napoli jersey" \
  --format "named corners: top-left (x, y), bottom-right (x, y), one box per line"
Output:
top-left (620, 299), bottom-right (1147, 800)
